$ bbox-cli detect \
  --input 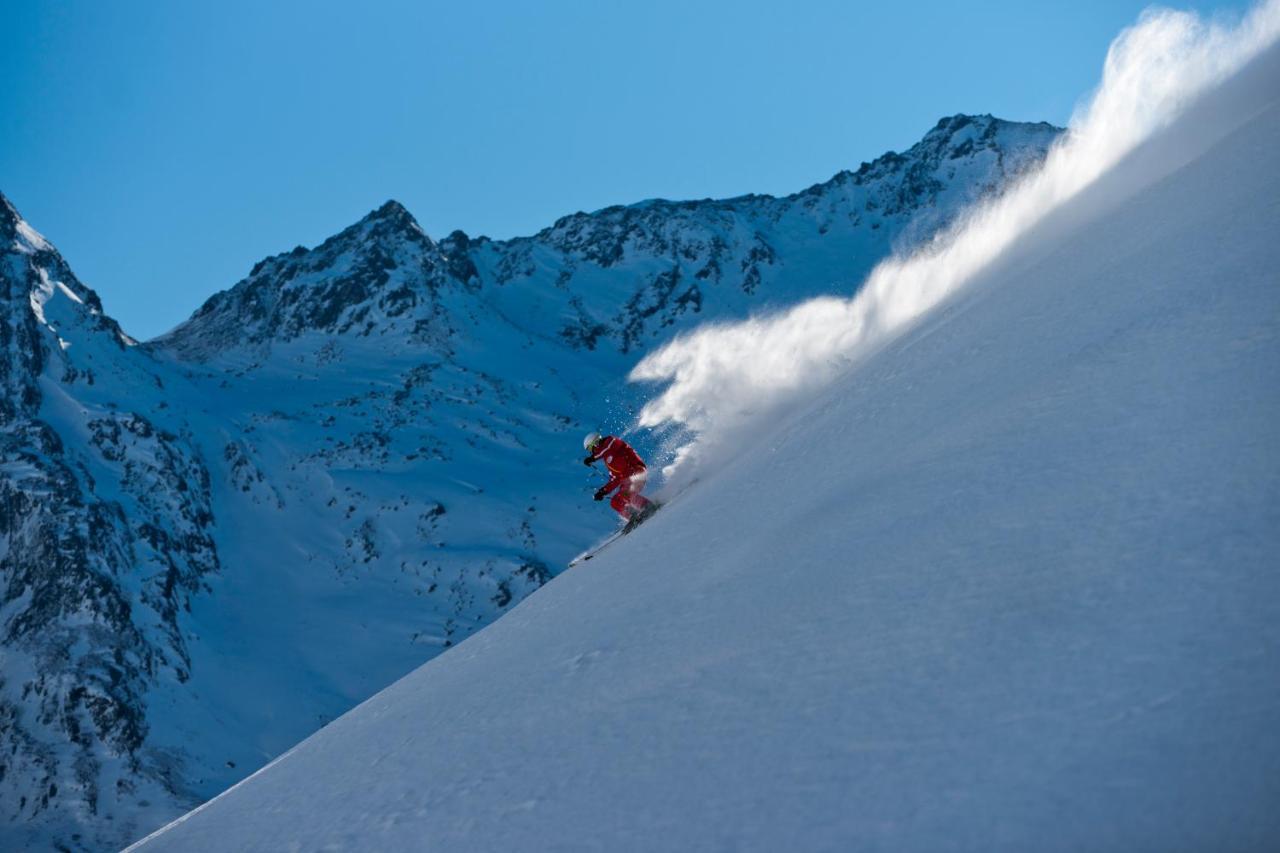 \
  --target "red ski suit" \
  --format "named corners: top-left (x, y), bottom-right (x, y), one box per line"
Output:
top-left (588, 435), bottom-right (651, 520)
